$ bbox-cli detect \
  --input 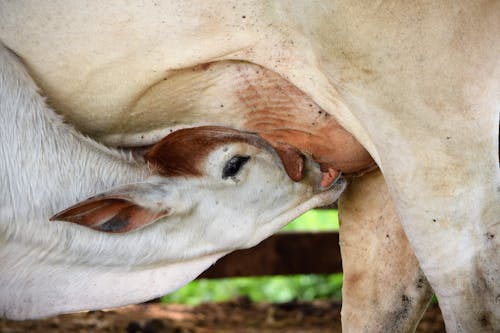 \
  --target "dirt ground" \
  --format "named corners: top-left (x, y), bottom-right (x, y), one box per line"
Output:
top-left (0, 299), bottom-right (445, 333)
